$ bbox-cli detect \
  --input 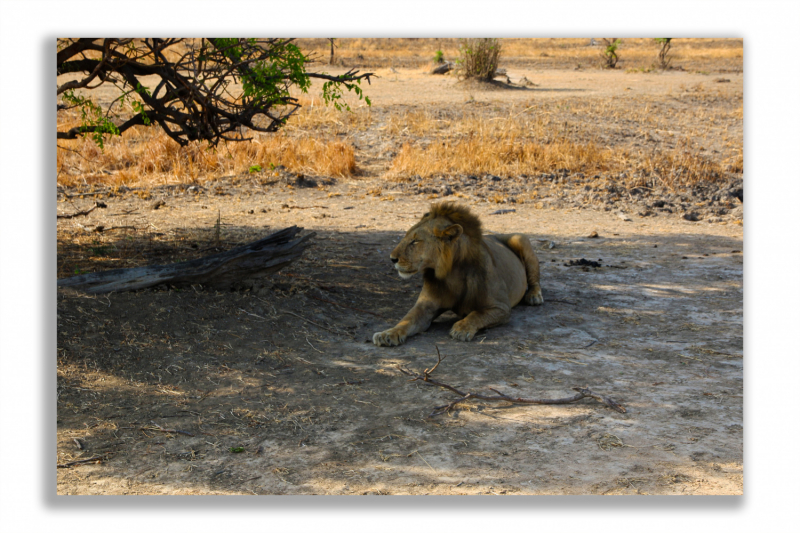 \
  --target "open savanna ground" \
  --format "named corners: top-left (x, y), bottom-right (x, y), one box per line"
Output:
top-left (56, 38), bottom-right (742, 495)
